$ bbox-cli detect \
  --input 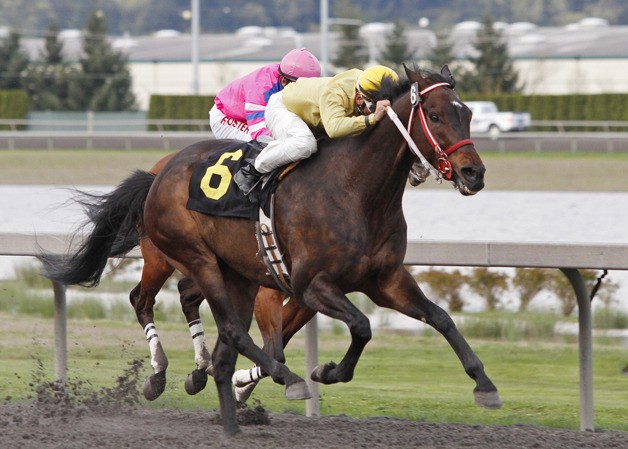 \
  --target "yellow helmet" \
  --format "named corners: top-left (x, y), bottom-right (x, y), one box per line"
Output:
top-left (356, 65), bottom-right (400, 100)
